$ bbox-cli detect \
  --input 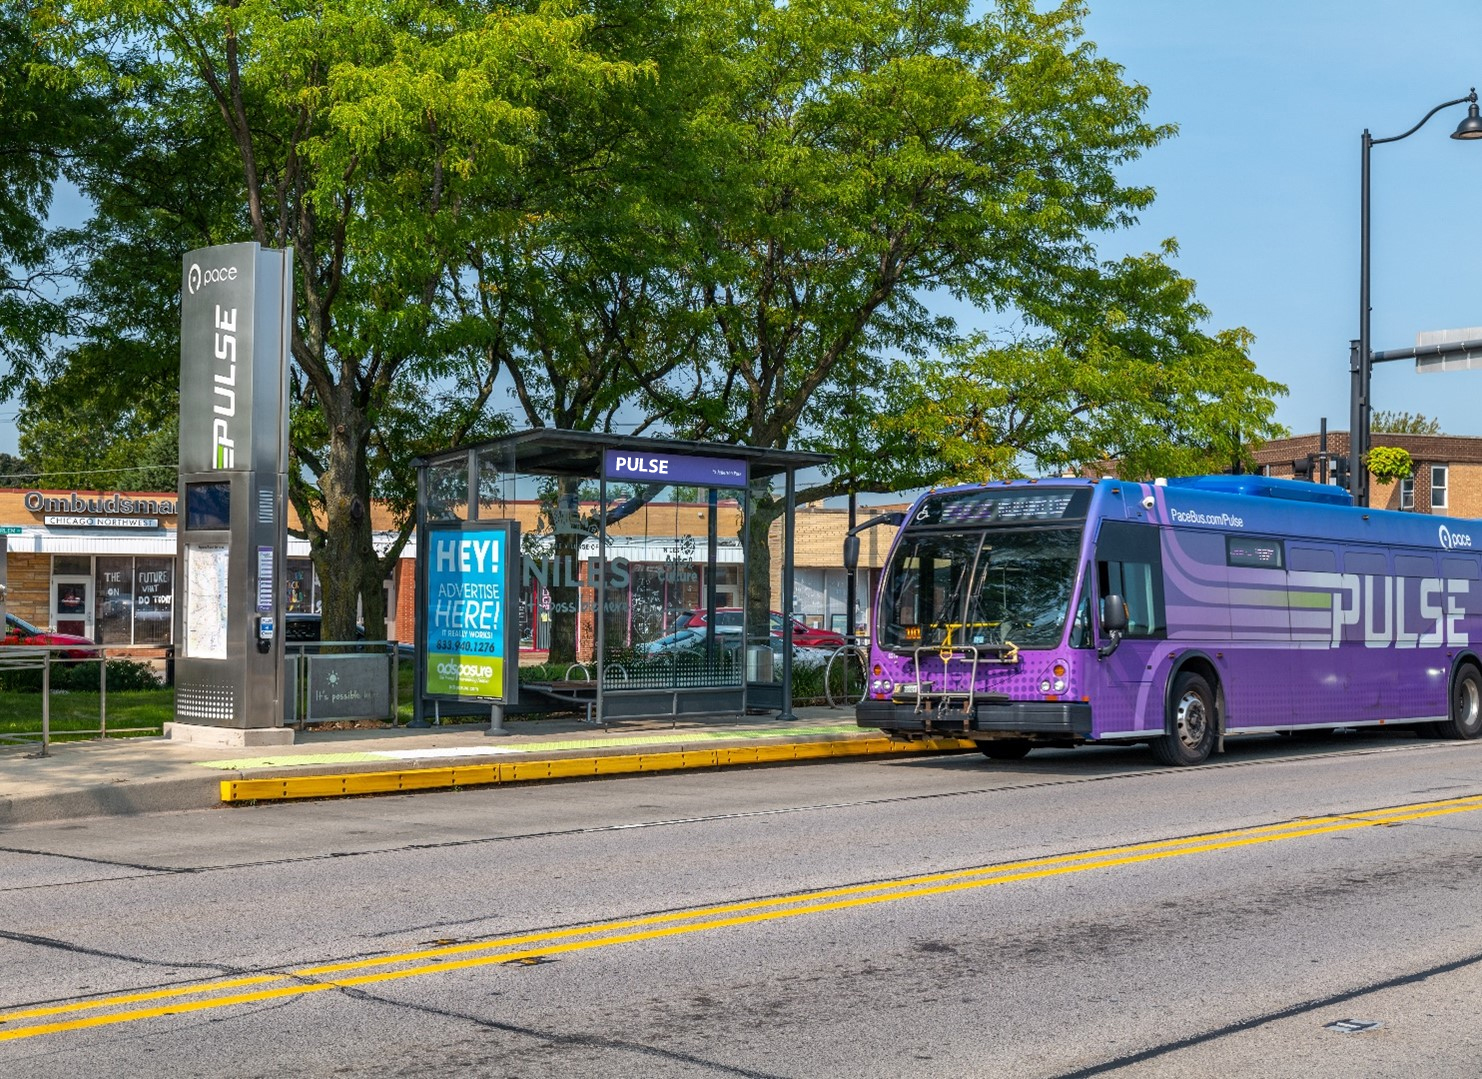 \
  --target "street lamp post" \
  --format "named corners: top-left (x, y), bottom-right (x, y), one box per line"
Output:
top-left (1352, 89), bottom-right (1482, 507)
